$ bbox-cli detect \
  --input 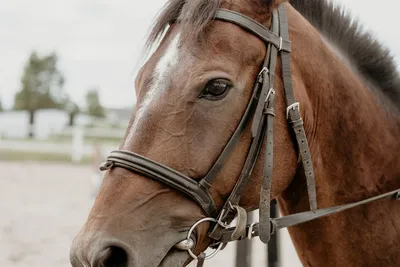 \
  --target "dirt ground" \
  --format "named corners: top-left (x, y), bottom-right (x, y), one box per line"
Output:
top-left (0, 161), bottom-right (301, 267)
